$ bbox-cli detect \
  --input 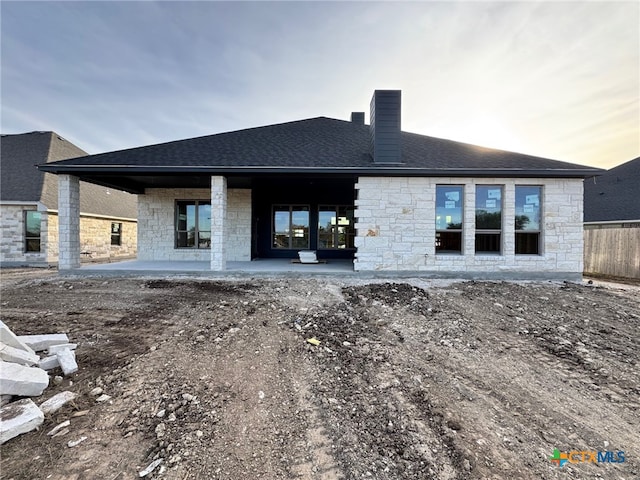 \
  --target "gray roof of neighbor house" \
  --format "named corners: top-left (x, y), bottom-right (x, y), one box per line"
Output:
top-left (38, 117), bottom-right (603, 193)
top-left (1, 131), bottom-right (137, 219)
top-left (584, 157), bottom-right (640, 222)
